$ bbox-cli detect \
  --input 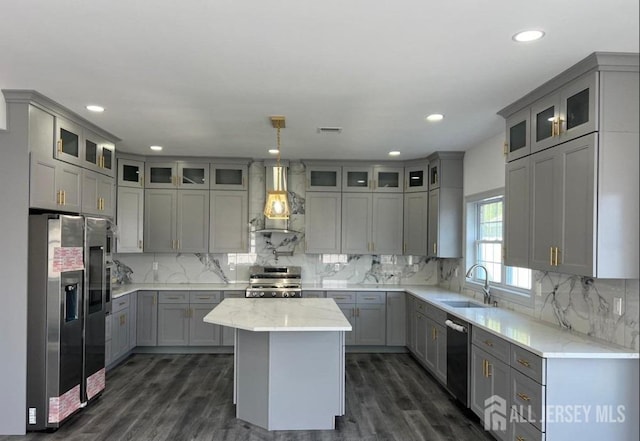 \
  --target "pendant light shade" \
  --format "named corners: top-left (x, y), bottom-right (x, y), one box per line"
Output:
top-left (264, 116), bottom-right (290, 219)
